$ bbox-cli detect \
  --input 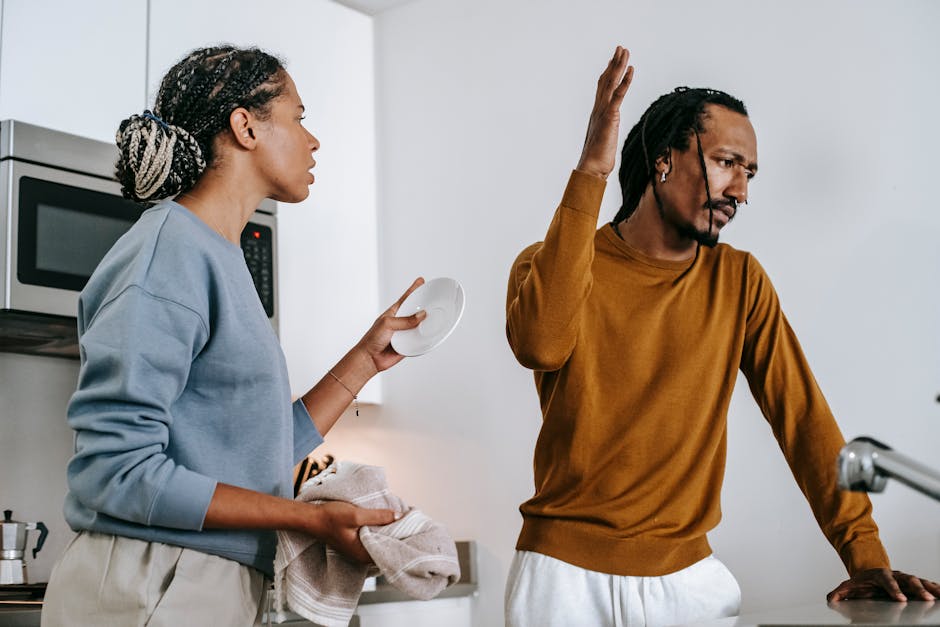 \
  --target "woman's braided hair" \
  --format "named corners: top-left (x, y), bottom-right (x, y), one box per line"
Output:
top-left (613, 87), bottom-right (747, 224)
top-left (115, 45), bottom-right (286, 203)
